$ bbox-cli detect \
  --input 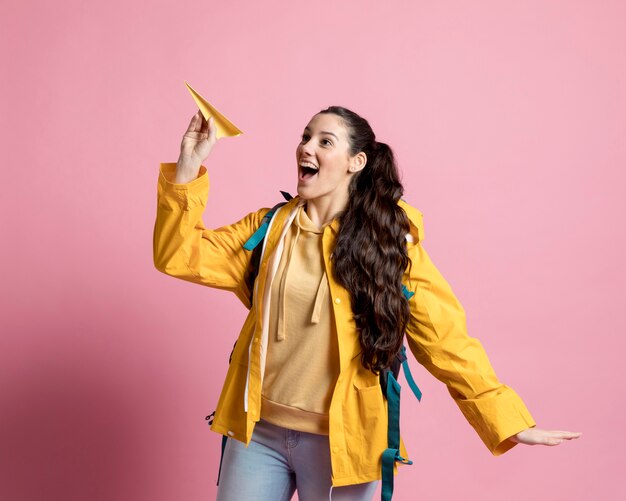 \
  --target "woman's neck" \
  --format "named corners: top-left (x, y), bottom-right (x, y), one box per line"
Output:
top-left (304, 193), bottom-right (348, 229)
